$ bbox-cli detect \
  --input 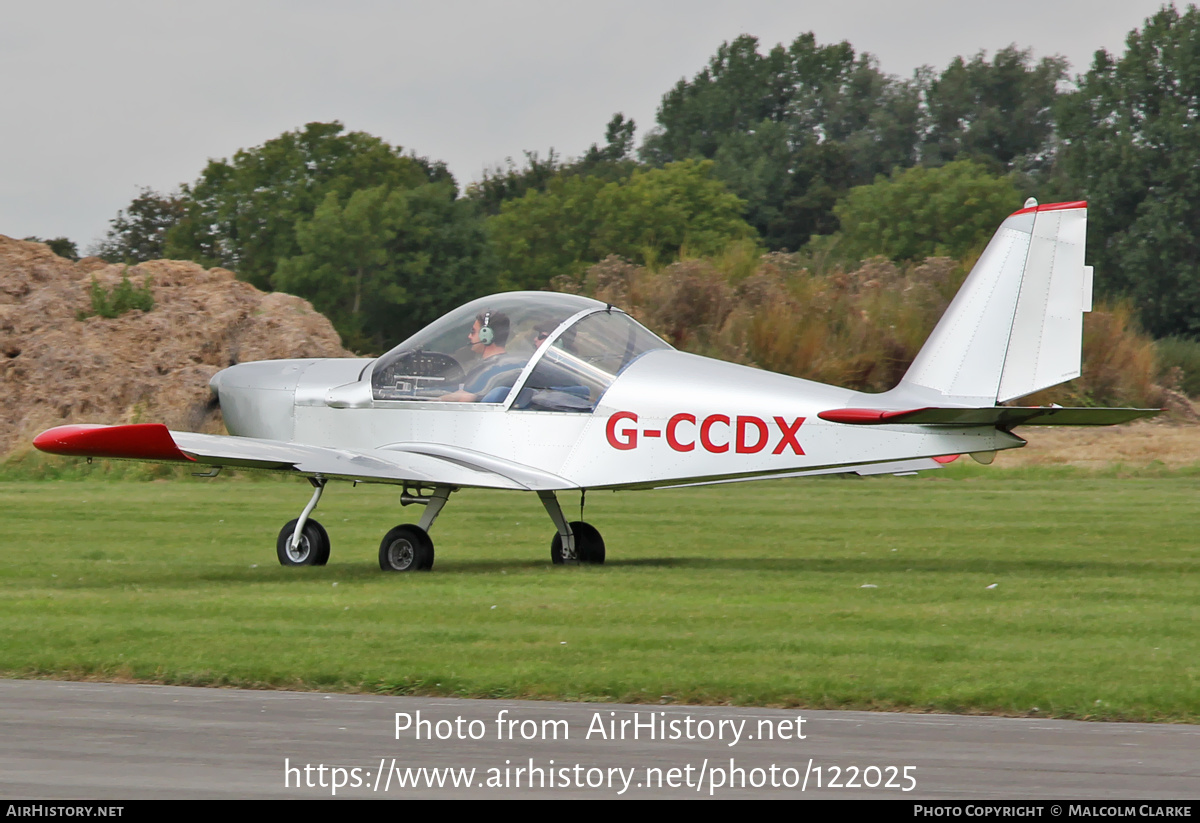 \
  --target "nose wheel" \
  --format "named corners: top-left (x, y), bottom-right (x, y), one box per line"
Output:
top-left (276, 518), bottom-right (330, 566)
top-left (276, 476), bottom-right (331, 567)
